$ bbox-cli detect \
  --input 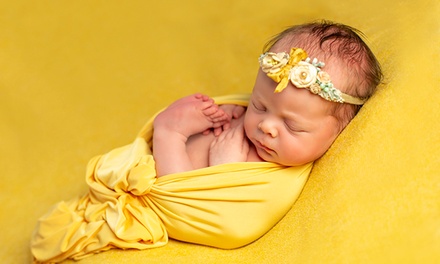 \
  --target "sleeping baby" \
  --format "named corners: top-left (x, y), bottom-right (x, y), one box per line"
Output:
top-left (31, 20), bottom-right (382, 263)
